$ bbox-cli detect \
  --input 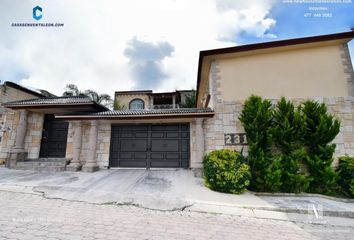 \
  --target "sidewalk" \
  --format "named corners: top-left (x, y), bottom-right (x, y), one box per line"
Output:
top-left (0, 168), bottom-right (353, 223)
